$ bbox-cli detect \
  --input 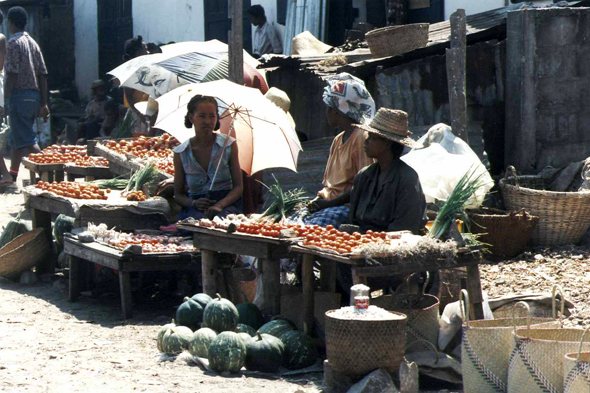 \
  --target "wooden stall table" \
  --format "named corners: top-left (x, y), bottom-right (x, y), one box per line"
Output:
top-left (64, 236), bottom-right (200, 319)
top-left (290, 245), bottom-right (486, 330)
top-left (23, 187), bottom-right (170, 273)
top-left (177, 224), bottom-right (293, 317)
top-left (64, 164), bottom-right (113, 182)
top-left (22, 158), bottom-right (64, 185)
top-left (94, 143), bottom-right (172, 182)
